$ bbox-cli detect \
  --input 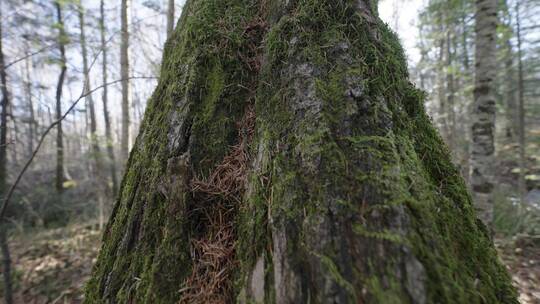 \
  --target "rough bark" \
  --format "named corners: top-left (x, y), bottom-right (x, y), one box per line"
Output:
top-left (0, 7), bottom-right (13, 303)
top-left (54, 2), bottom-right (67, 194)
top-left (471, 0), bottom-right (497, 228)
top-left (120, 0), bottom-right (130, 160)
top-left (86, 1), bottom-right (517, 303)
top-left (100, 0), bottom-right (119, 196)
